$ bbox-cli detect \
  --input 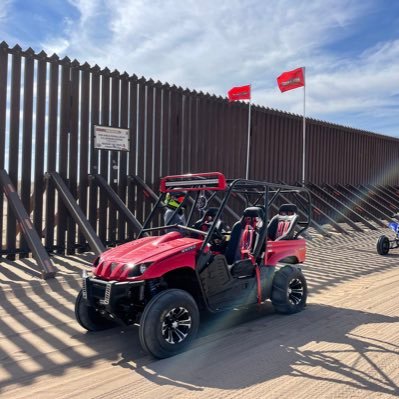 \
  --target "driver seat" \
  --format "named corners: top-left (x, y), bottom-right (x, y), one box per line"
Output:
top-left (267, 204), bottom-right (299, 241)
top-left (225, 206), bottom-right (264, 264)
top-left (239, 208), bottom-right (264, 260)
